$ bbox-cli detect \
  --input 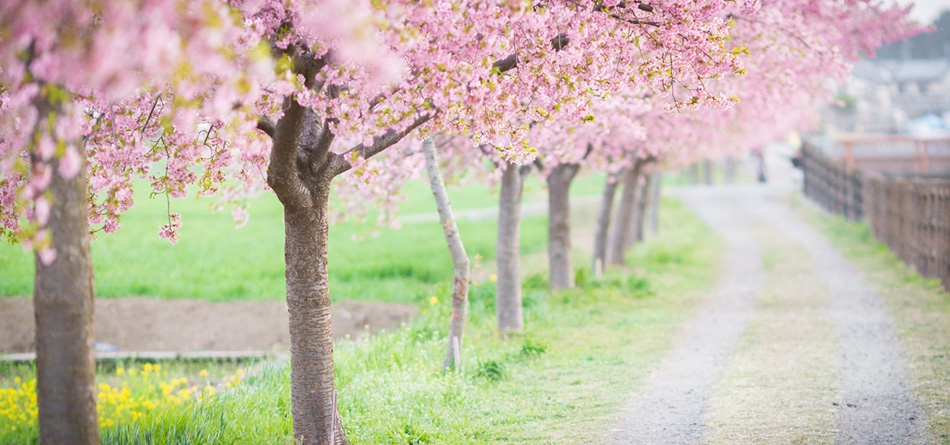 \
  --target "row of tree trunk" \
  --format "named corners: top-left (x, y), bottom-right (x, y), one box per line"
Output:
top-left (33, 132), bottom-right (662, 443)
top-left (491, 157), bottom-right (662, 335)
top-left (684, 157), bottom-right (740, 185)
